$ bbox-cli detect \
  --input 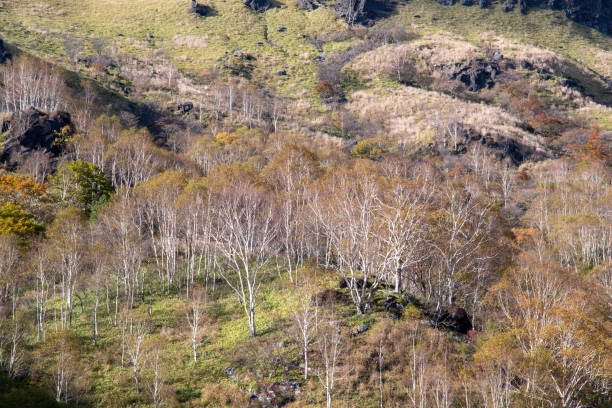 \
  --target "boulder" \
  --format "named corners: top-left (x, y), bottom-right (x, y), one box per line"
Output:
top-left (339, 277), bottom-right (370, 289)
top-left (0, 38), bottom-right (10, 64)
top-left (478, 0), bottom-right (488, 8)
top-left (224, 367), bottom-right (238, 381)
top-left (297, 0), bottom-right (318, 11)
top-left (429, 305), bottom-right (472, 334)
top-left (190, 0), bottom-right (209, 16)
top-left (249, 381), bottom-right (301, 407)
top-left (0, 108), bottom-right (73, 169)
top-left (177, 101), bottom-right (194, 114)
top-left (352, 323), bottom-right (369, 336)
top-left (311, 289), bottom-right (341, 306)
top-left (402, 293), bottom-right (419, 305)
top-left (244, 0), bottom-right (270, 12)
top-left (384, 295), bottom-right (405, 317)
